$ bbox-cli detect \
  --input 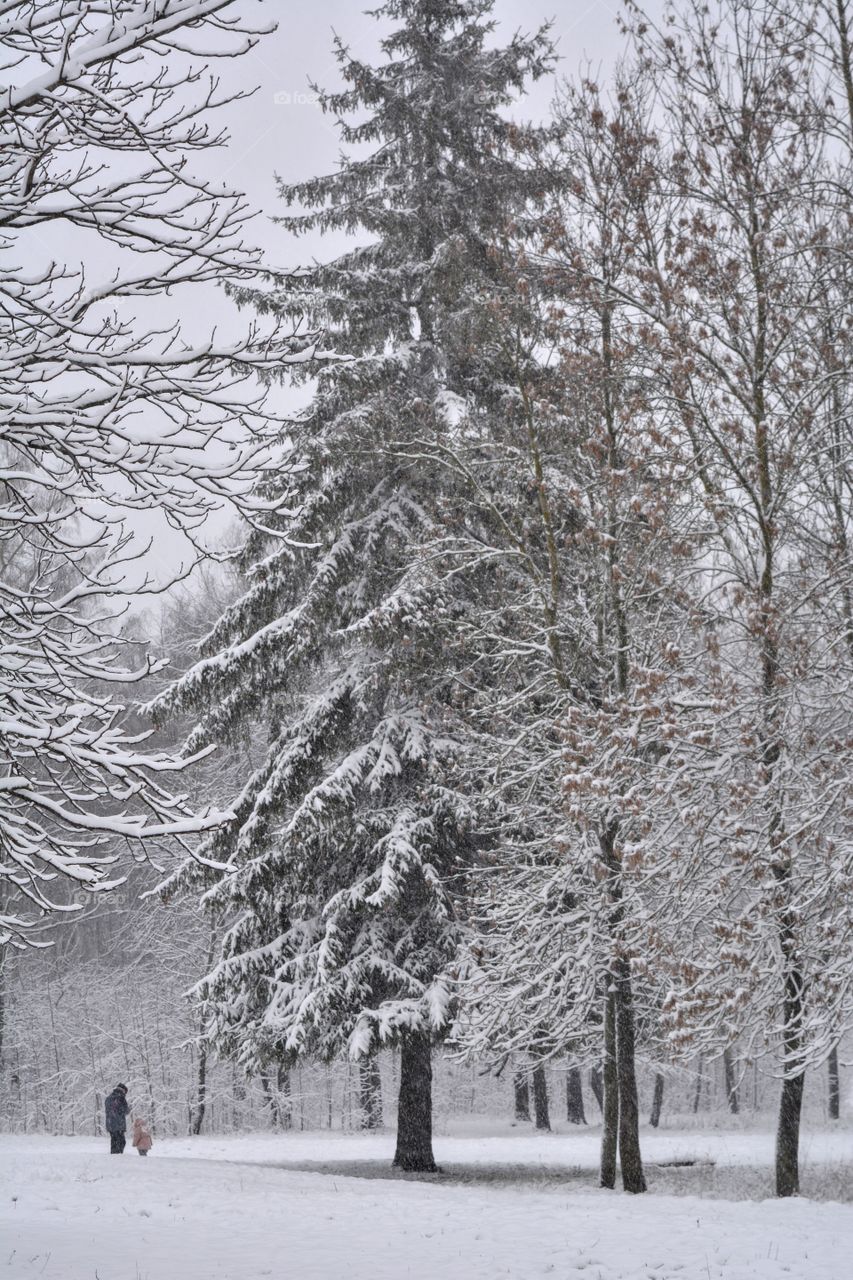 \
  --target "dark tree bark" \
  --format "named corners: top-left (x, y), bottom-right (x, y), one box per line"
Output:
top-left (190, 1043), bottom-right (207, 1136)
top-left (0, 939), bottom-right (6, 1068)
top-left (260, 1071), bottom-right (277, 1127)
top-left (723, 1047), bottom-right (740, 1115)
top-left (597, 825), bottom-right (644, 1190)
top-left (513, 1071), bottom-right (531, 1122)
top-left (775, 916), bottom-right (806, 1197)
top-left (615, 956), bottom-right (646, 1193)
top-left (828, 1044), bottom-right (840, 1120)
top-left (277, 1061), bottom-right (293, 1130)
top-left (692, 1056), bottom-right (704, 1114)
top-left (191, 923), bottom-right (218, 1136)
top-left (649, 1072), bottom-right (665, 1129)
top-left (260, 1063), bottom-right (293, 1130)
top-left (600, 986), bottom-right (618, 1189)
top-left (393, 1030), bottom-right (437, 1172)
top-left (776, 1071), bottom-right (805, 1197)
top-left (589, 1065), bottom-right (603, 1113)
top-left (532, 1064), bottom-right (551, 1131)
top-left (565, 1066), bottom-right (586, 1124)
top-left (359, 1054), bottom-right (383, 1130)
